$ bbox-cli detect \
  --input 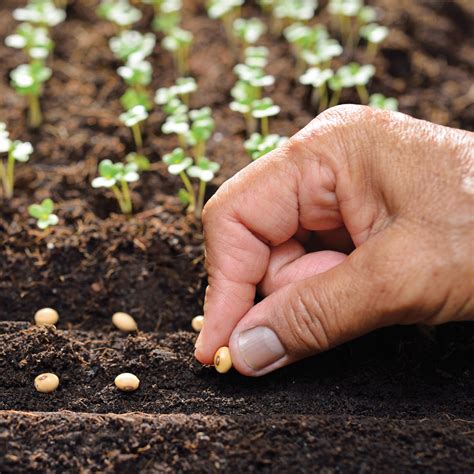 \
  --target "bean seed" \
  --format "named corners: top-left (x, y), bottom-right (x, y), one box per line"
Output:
top-left (191, 315), bottom-right (204, 332)
top-left (34, 308), bottom-right (59, 326)
top-left (115, 373), bottom-right (140, 391)
top-left (214, 346), bottom-right (232, 374)
top-left (112, 312), bottom-right (138, 332)
top-left (34, 373), bottom-right (59, 393)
